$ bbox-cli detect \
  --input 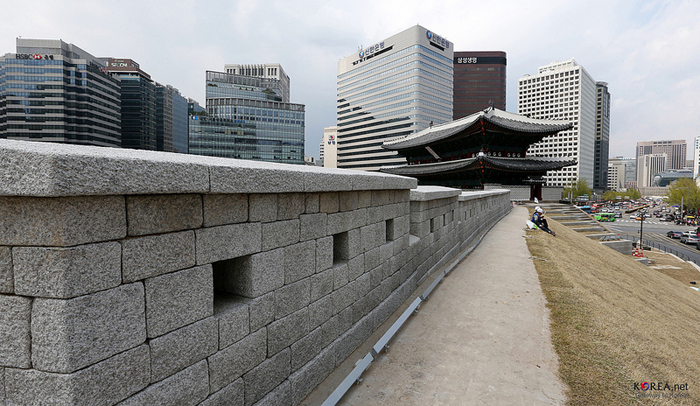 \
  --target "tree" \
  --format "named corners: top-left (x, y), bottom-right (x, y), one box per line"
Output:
top-left (666, 178), bottom-right (700, 211)
top-left (601, 190), bottom-right (618, 201)
top-left (562, 179), bottom-right (592, 200)
top-left (626, 188), bottom-right (641, 200)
